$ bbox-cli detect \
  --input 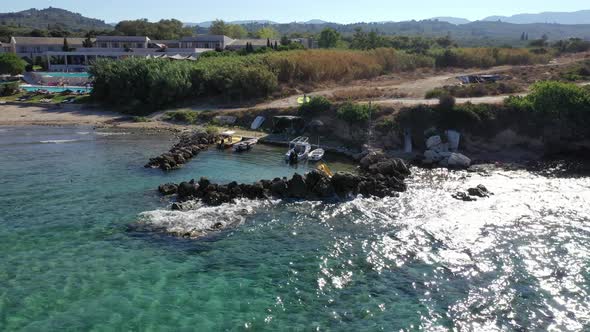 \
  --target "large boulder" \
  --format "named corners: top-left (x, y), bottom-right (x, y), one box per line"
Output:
top-left (158, 183), bottom-right (178, 196)
top-left (331, 172), bottom-right (360, 197)
top-left (468, 184), bottom-right (492, 197)
top-left (426, 135), bottom-right (442, 149)
top-left (203, 191), bottom-right (230, 206)
top-left (177, 181), bottom-right (198, 201)
top-left (359, 151), bottom-right (387, 170)
top-left (287, 173), bottom-right (307, 198)
top-left (447, 153), bottom-right (471, 168)
top-left (270, 179), bottom-right (289, 198)
top-left (312, 176), bottom-right (335, 198)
